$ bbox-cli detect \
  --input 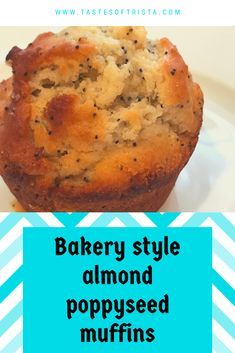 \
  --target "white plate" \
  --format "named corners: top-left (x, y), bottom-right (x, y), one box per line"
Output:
top-left (161, 74), bottom-right (235, 211)
top-left (0, 28), bottom-right (235, 211)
